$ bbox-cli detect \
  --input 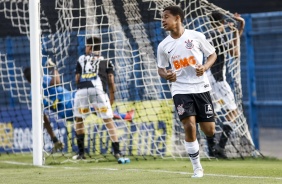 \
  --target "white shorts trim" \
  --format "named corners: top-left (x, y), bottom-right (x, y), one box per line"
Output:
top-left (73, 88), bottom-right (113, 119)
top-left (208, 72), bottom-right (237, 111)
